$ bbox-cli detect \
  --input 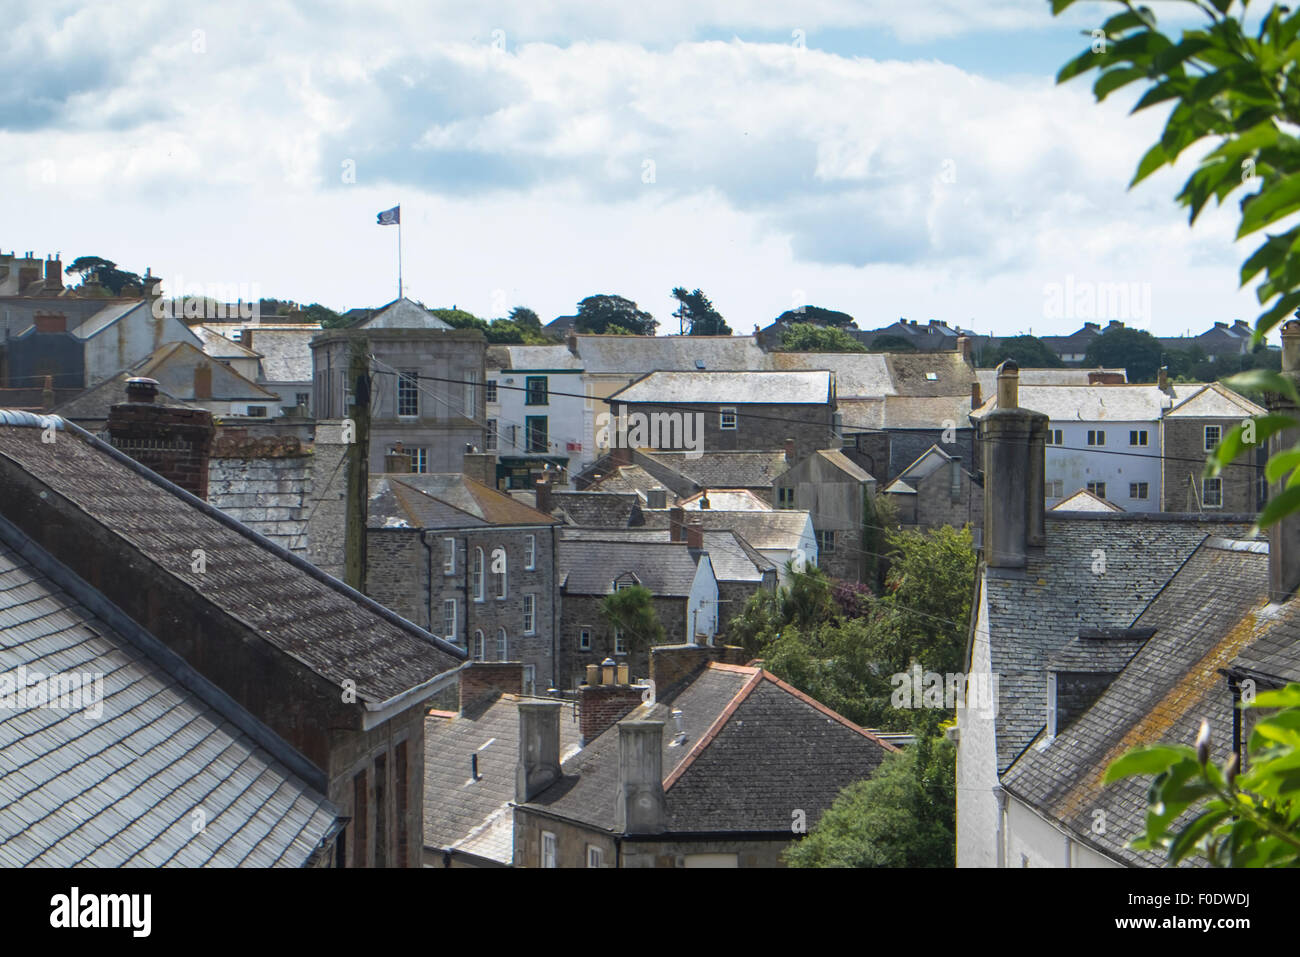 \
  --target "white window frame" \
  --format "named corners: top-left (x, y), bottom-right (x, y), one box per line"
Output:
top-left (523, 594), bottom-right (536, 635)
top-left (1046, 478), bottom-right (1064, 498)
top-left (524, 664), bottom-right (536, 696)
top-left (1203, 476), bottom-right (1223, 508)
top-left (719, 407), bottom-right (737, 431)
top-left (443, 599), bottom-right (457, 641)
top-left (525, 534), bottom-right (536, 570)
top-left (541, 831), bottom-right (557, 868)
top-left (486, 379), bottom-right (498, 404)
top-left (472, 630), bottom-right (485, 661)
top-left (497, 628), bottom-right (508, 661)
top-left (587, 845), bottom-right (604, 868)
top-left (579, 628), bottom-right (591, 651)
top-left (497, 549), bottom-right (508, 600)
top-left (1205, 425), bottom-right (1222, 452)
top-left (1129, 482), bottom-right (1148, 500)
top-left (473, 547), bottom-right (485, 602)
top-left (463, 370), bottom-right (478, 417)
top-left (486, 419), bottom-right (498, 451)
top-left (407, 446), bottom-right (428, 474)
top-left (1087, 481), bottom-right (1107, 499)
top-left (614, 629), bottom-right (627, 656)
top-left (443, 537), bottom-right (456, 575)
top-left (397, 369), bottom-right (420, 418)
